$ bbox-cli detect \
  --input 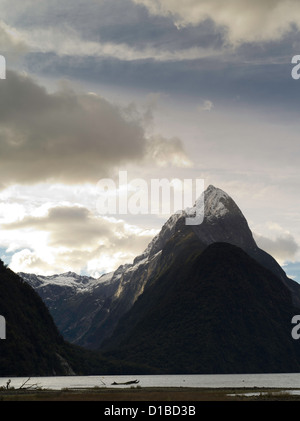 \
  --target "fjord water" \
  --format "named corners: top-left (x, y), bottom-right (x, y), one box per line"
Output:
top-left (1, 373), bottom-right (300, 390)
